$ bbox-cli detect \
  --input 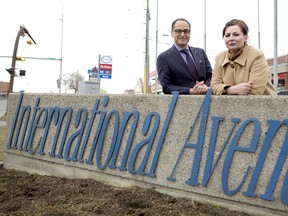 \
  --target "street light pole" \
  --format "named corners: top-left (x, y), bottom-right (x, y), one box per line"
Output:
top-left (204, 0), bottom-right (206, 51)
top-left (154, 0), bottom-right (159, 95)
top-left (273, 0), bottom-right (278, 90)
top-left (9, 27), bottom-right (25, 94)
top-left (59, 0), bottom-right (64, 93)
top-left (257, 0), bottom-right (261, 49)
top-left (144, 0), bottom-right (150, 94)
top-left (7, 25), bottom-right (36, 93)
